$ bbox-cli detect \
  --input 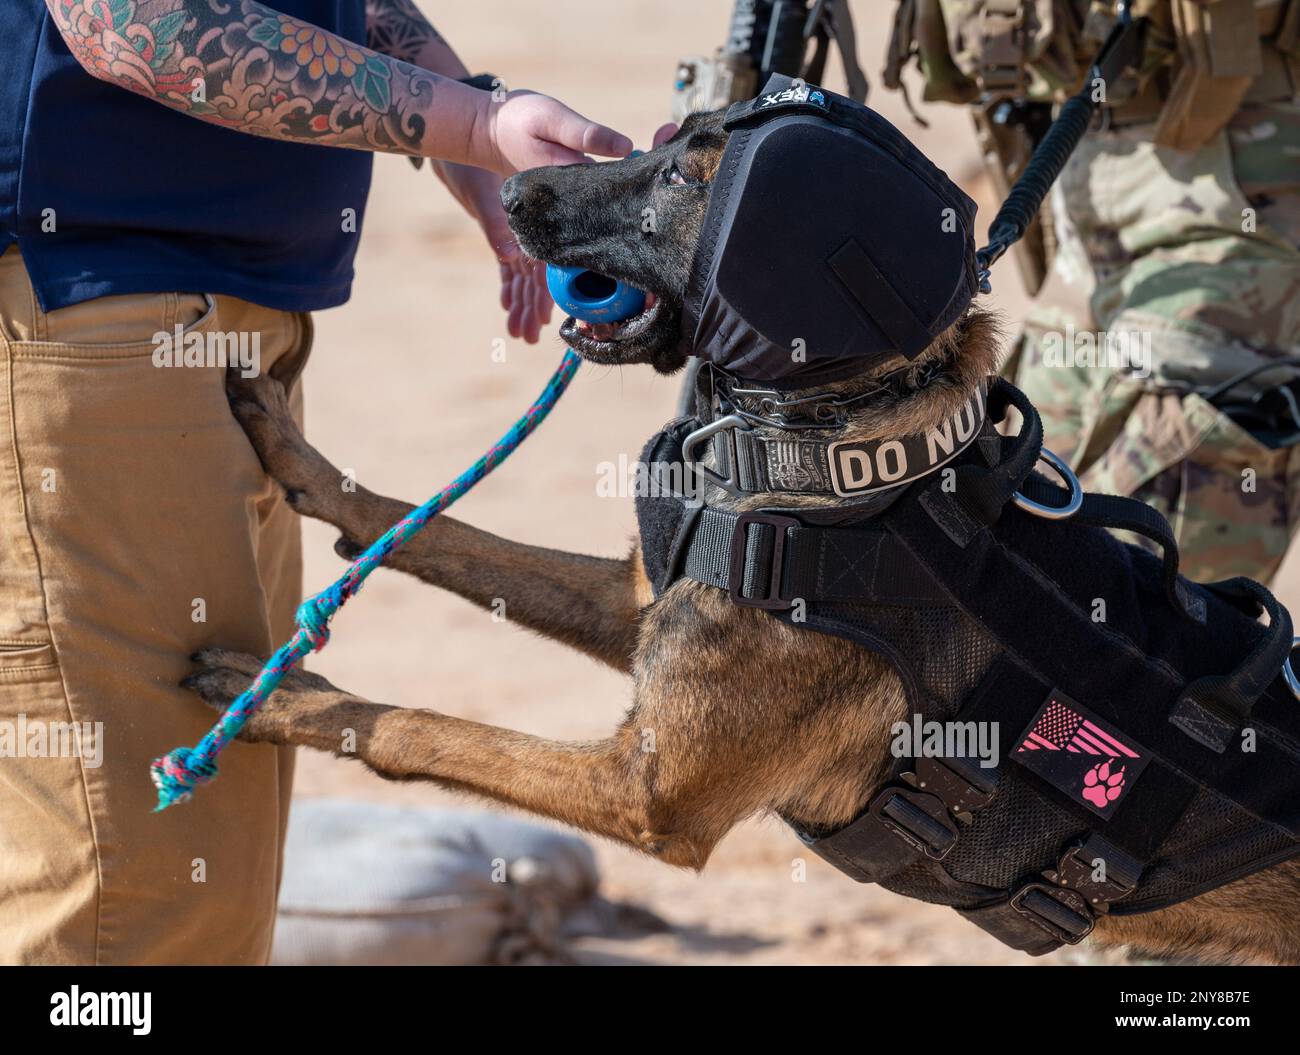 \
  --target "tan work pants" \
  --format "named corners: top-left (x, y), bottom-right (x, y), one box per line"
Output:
top-left (0, 246), bottom-right (303, 963)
